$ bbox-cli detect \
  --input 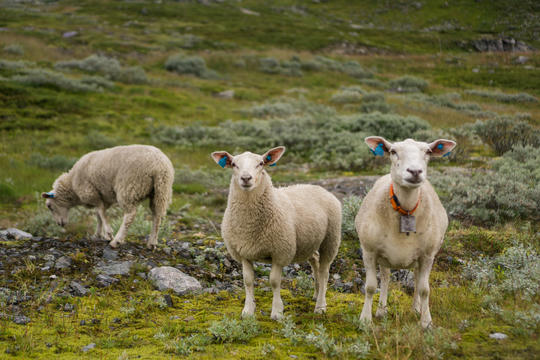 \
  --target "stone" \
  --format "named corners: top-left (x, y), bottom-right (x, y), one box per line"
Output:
top-left (94, 261), bottom-right (132, 276)
top-left (69, 281), bottom-right (88, 297)
top-left (163, 294), bottom-right (173, 307)
top-left (63, 303), bottom-right (74, 312)
top-left (12, 315), bottom-right (30, 325)
top-left (62, 31), bottom-right (78, 38)
top-left (216, 90), bottom-right (234, 99)
top-left (96, 274), bottom-right (119, 288)
top-left (392, 269), bottom-right (415, 294)
top-left (55, 256), bottom-right (72, 269)
top-left (102, 248), bottom-right (118, 261)
top-left (149, 266), bottom-right (202, 295)
top-left (240, 8), bottom-right (260, 16)
top-left (82, 343), bottom-right (96, 352)
top-left (0, 228), bottom-right (33, 241)
top-left (513, 56), bottom-right (529, 64)
top-left (489, 332), bottom-right (508, 340)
